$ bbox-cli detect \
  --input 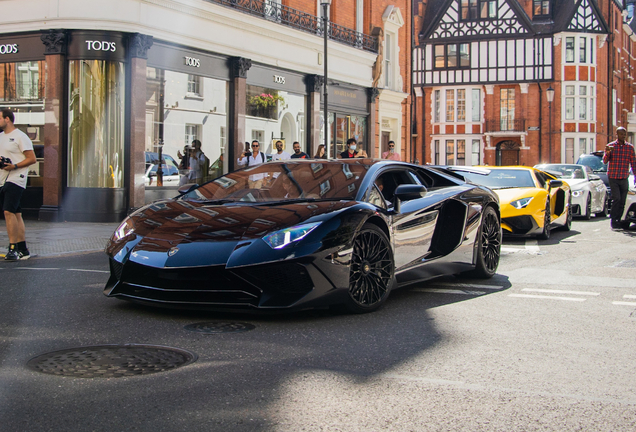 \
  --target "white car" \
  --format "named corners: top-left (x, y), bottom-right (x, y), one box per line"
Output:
top-left (144, 160), bottom-right (182, 186)
top-left (535, 163), bottom-right (607, 219)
